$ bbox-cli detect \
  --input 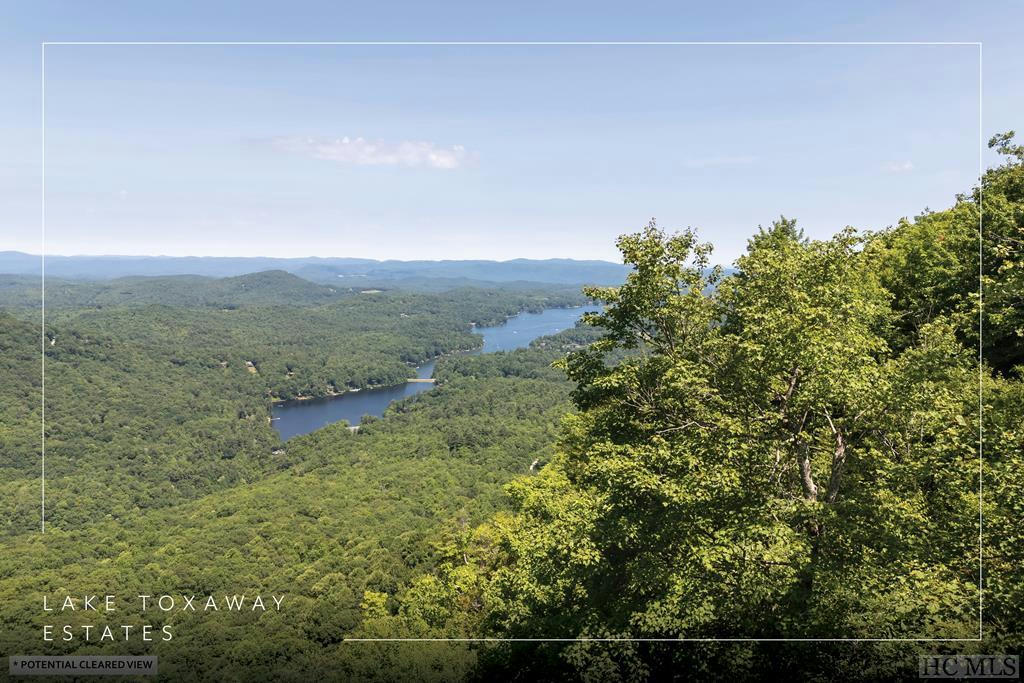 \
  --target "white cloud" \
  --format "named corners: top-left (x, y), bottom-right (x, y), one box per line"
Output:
top-left (682, 155), bottom-right (758, 169)
top-left (884, 160), bottom-right (914, 173)
top-left (273, 136), bottom-right (471, 169)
